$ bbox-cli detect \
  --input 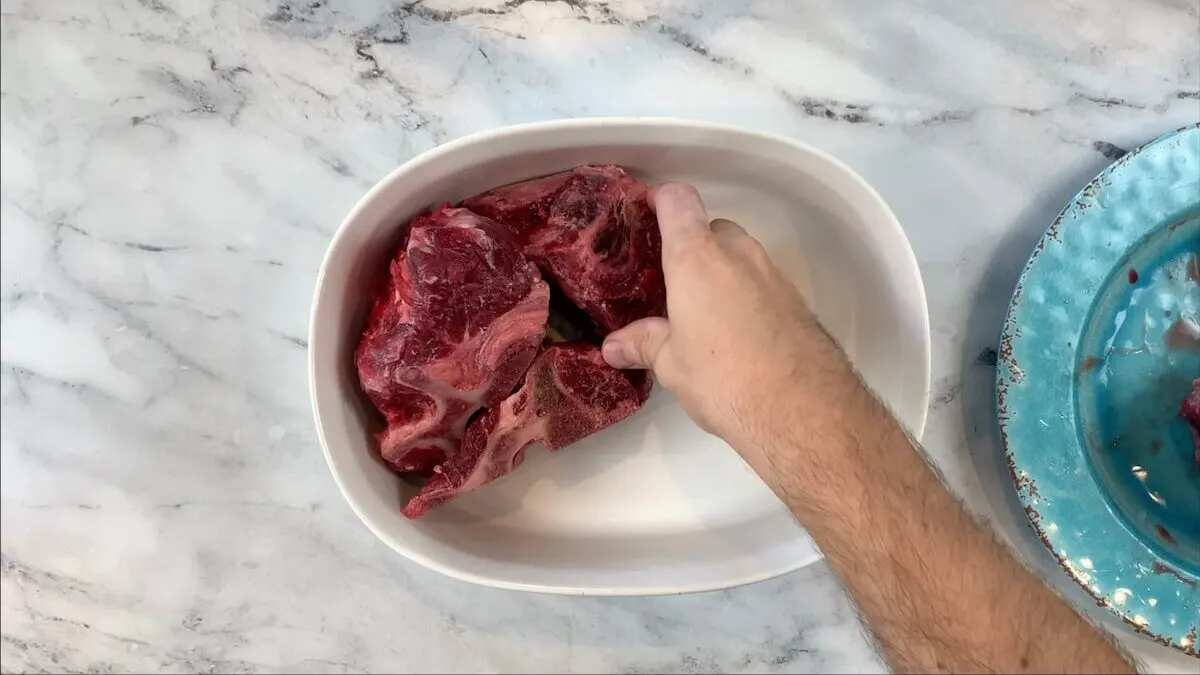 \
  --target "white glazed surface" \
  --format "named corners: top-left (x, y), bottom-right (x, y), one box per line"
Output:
top-left (4, 0), bottom-right (1200, 671)
top-left (310, 119), bottom-right (931, 594)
